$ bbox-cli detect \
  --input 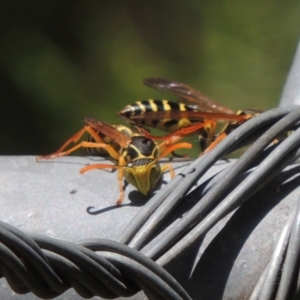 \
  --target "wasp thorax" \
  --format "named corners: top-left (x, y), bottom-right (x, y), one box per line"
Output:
top-left (126, 136), bottom-right (158, 160)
